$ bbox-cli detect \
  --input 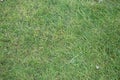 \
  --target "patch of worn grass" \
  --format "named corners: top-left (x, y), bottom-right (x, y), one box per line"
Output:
top-left (0, 0), bottom-right (120, 80)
